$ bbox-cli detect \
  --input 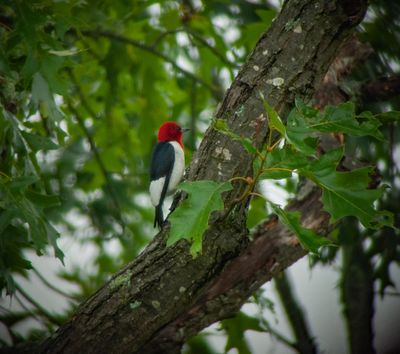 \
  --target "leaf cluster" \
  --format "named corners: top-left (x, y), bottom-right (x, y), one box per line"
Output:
top-left (169, 98), bottom-right (395, 254)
